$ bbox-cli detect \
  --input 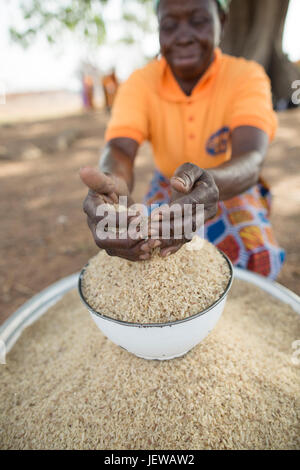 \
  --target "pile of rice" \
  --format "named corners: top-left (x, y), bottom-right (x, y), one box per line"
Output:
top-left (0, 280), bottom-right (299, 450)
top-left (81, 237), bottom-right (230, 323)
